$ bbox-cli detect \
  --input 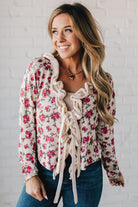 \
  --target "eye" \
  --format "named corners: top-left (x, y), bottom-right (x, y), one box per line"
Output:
top-left (52, 30), bottom-right (57, 35)
top-left (65, 29), bottom-right (72, 33)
